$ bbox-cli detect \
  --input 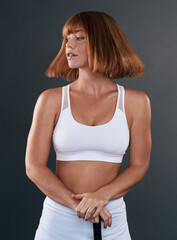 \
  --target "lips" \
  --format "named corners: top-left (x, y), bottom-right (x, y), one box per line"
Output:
top-left (67, 52), bottom-right (77, 57)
